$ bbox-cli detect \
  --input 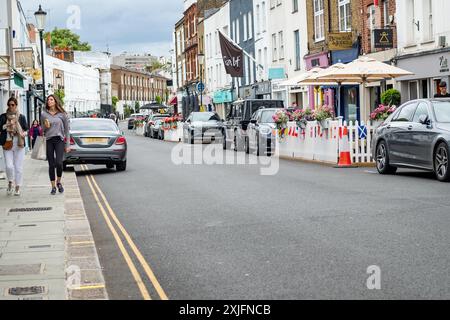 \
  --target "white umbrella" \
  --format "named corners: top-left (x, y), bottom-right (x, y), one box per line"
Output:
top-left (312, 57), bottom-right (414, 120)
